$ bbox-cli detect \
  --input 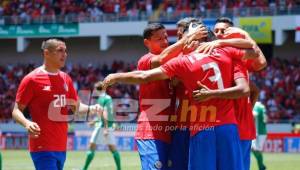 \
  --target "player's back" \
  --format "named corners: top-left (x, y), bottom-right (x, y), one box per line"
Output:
top-left (164, 47), bottom-right (245, 136)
